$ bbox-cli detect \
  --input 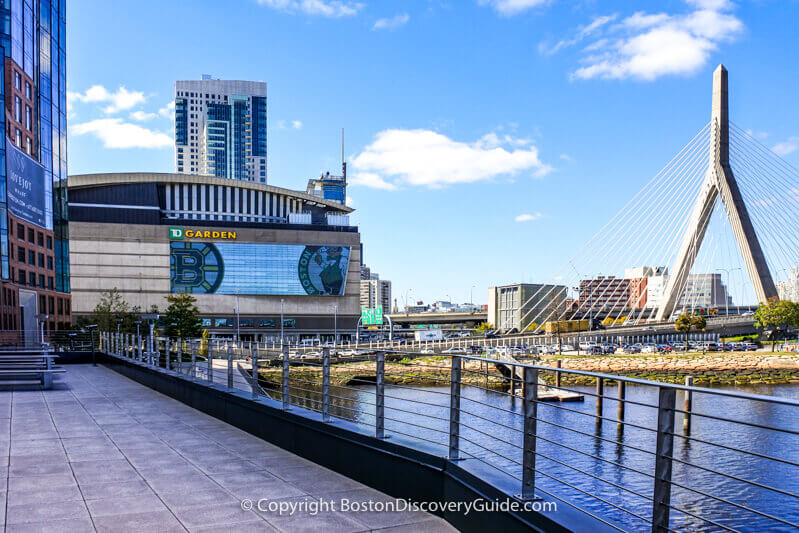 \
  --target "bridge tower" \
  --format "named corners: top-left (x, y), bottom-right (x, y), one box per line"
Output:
top-left (656, 65), bottom-right (778, 321)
